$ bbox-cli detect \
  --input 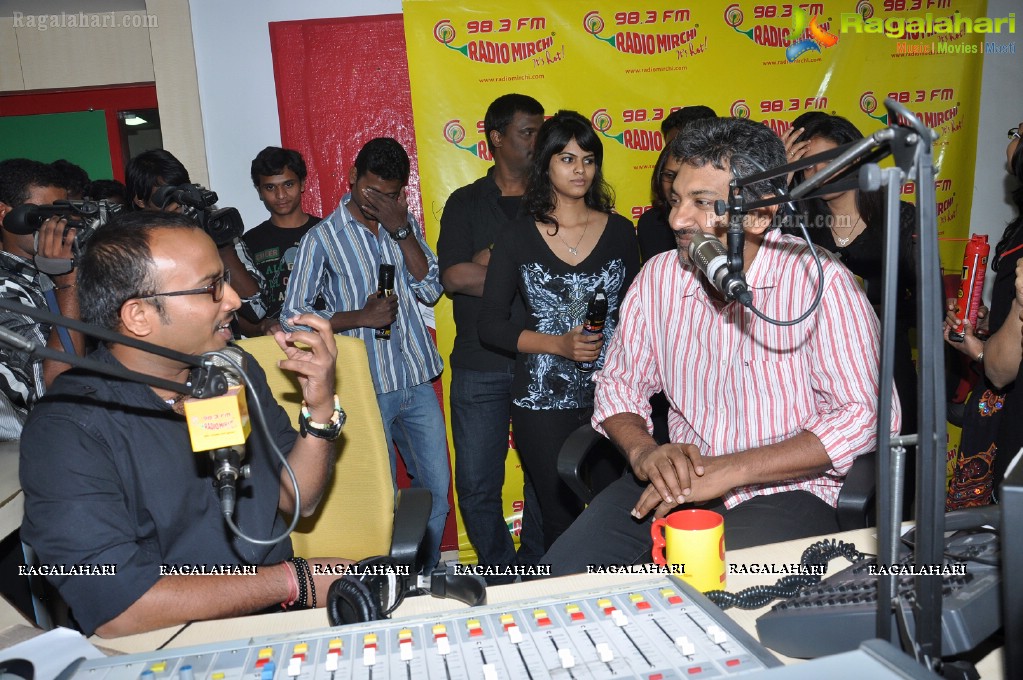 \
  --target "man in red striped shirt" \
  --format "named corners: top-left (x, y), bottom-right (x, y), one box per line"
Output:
top-left (544, 117), bottom-right (900, 573)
